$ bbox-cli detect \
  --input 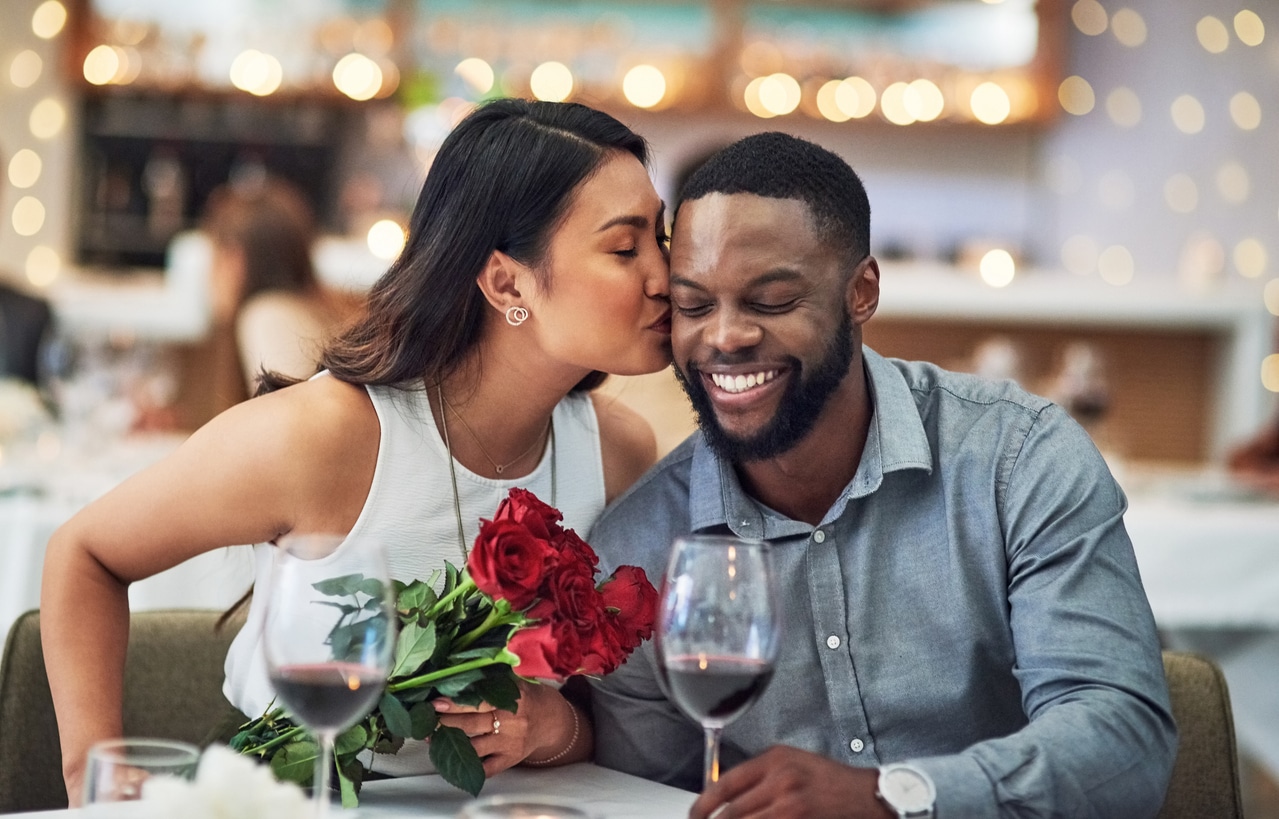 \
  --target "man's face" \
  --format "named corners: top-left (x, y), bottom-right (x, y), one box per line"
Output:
top-left (669, 193), bottom-right (861, 462)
